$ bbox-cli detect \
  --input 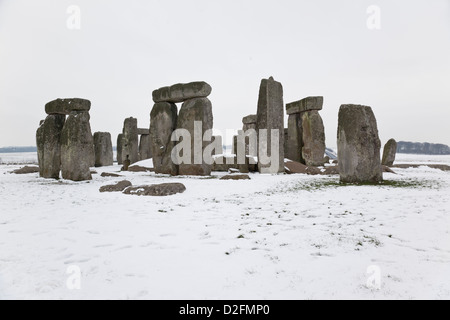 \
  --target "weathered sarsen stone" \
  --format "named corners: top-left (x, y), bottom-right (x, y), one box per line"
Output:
top-left (150, 102), bottom-right (178, 175)
top-left (286, 97), bottom-right (323, 115)
top-left (177, 97), bottom-right (214, 176)
top-left (337, 104), bottom-right (383, 183)
top-left (122, 117), bottom-right (139, 165)
top-left (152, 82), bottom-right (212, 104)
top-left (256, 77), bottom-right (284, 174)
top-left (117, 134), bottom-right (124, 165)
top-left (302, 110), bottom-right (326, 166)
top-left (93, 132), bottom-right (113, 167)
top-left (286, 113), bottom-right (303, 162)
top-left (45, 98), bottom-right (91, 115)
top-left (36, 114), bottom-right (65, 179)
top-left (382, 139), bottom-right (398, 167)
top-left (60, 111), bottom-right (94, 181)
top-left (123, 183), bottom-right (186, 196)
top-left (139, 134), bottom-right (152, 161)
